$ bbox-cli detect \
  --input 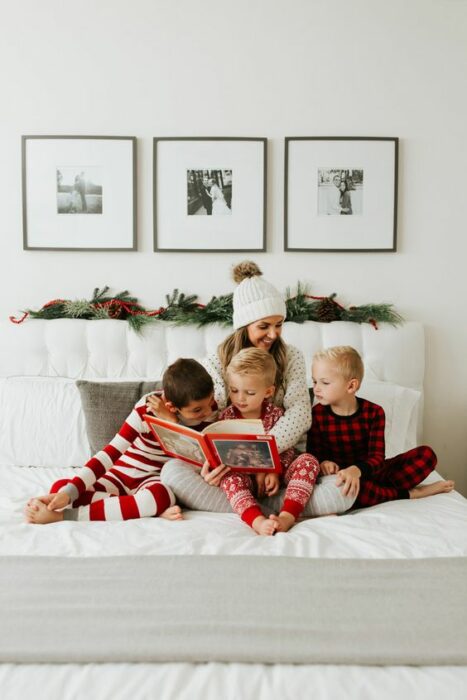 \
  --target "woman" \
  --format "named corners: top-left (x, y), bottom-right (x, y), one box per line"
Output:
top-left (339, 180), bottom-right (353, 215)
top-left (204, 261), bottom-right (310, 453)
top-left (160, 261), bottom-right (355, 517)
top-left (209, 178), bottom-right (231, 215)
